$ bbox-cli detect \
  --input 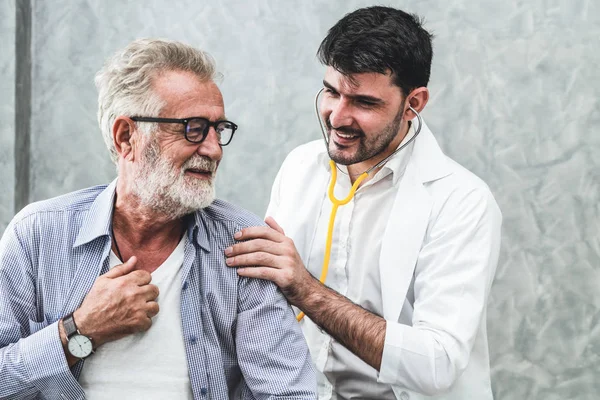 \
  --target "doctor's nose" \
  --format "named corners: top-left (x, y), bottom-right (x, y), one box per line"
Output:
top-left (327, 99), bottom-right (353, 129)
